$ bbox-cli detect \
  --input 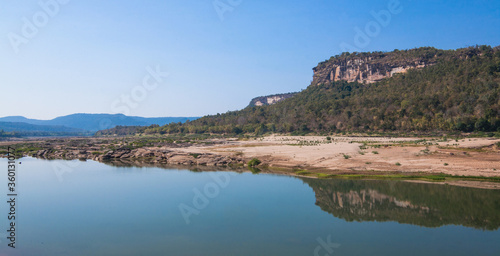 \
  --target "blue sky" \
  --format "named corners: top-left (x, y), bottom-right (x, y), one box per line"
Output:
top-left (1, 0), bottom-right (499, 119)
